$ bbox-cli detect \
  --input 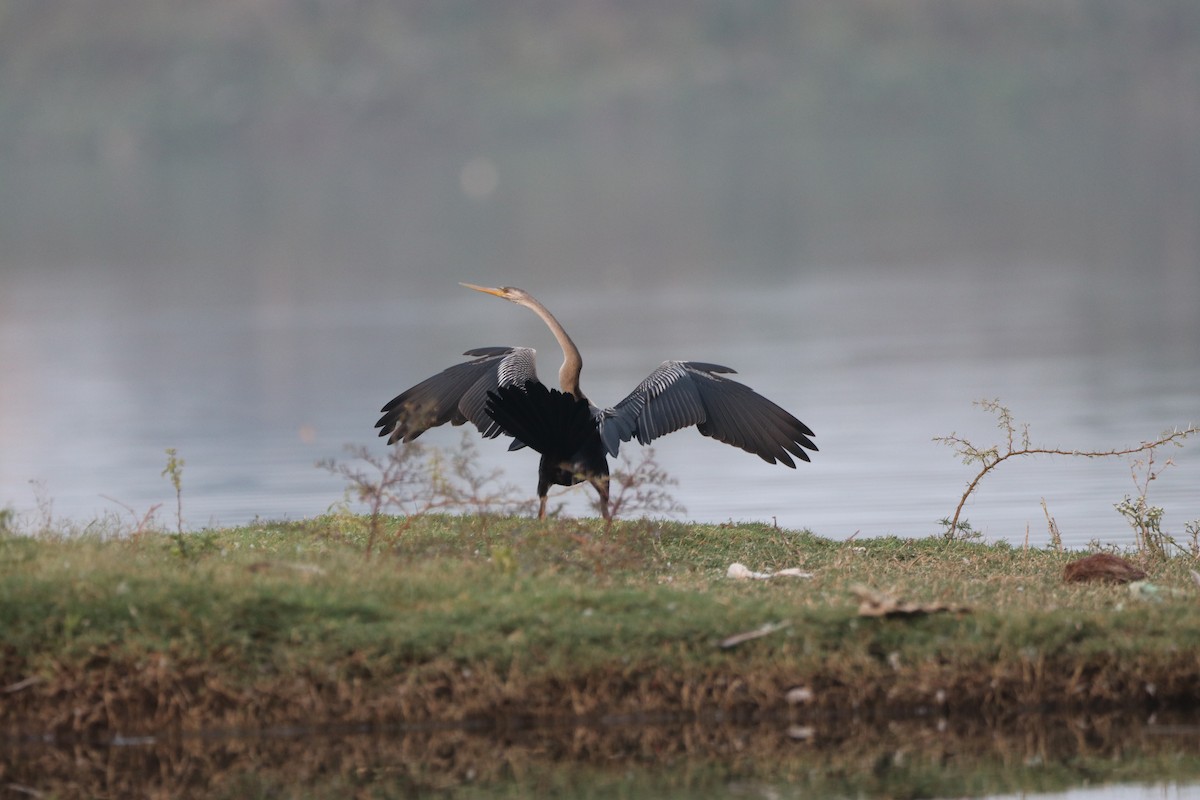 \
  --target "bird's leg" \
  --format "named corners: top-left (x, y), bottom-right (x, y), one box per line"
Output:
top-left (536, 474), bottom-right (551, 520)
top-left (590, 475), bottom-right (611, 521)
